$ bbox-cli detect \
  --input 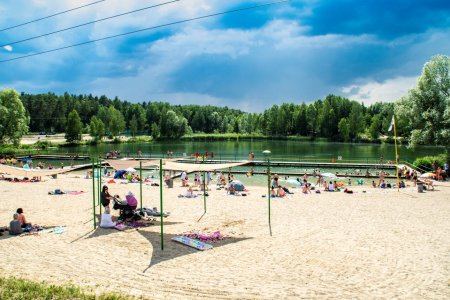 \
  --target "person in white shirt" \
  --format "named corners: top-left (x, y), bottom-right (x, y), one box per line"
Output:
top-left (180, 171), bottom-right (188, 187)
top-left (328, 181), bottom-right (335, 192)
top-left (100, 207), bottom-right (117, 228)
